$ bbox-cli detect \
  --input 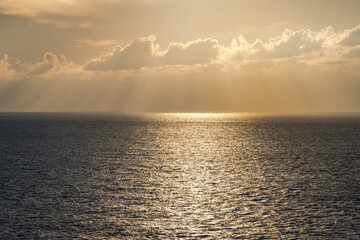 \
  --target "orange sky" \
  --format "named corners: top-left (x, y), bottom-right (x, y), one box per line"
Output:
top-left (1, 0), bottom-right (360, 112)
